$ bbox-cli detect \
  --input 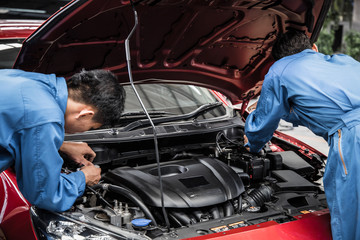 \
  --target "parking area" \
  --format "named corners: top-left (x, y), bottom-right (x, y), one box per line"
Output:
top-left (277, 120), bottom-right (329, 156)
